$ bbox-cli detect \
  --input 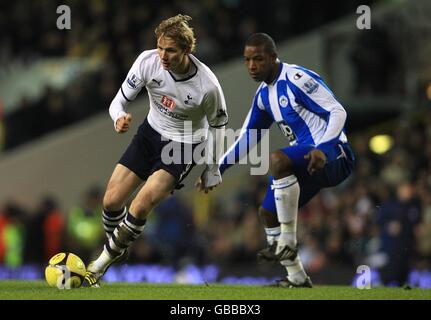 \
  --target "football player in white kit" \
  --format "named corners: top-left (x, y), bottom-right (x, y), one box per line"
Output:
top-left (83, 14), bottom-right (228, 287)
